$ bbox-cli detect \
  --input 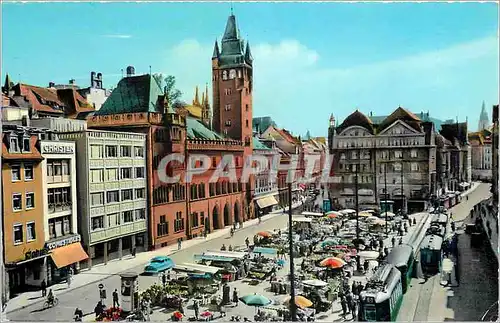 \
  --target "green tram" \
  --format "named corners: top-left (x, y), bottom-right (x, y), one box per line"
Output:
top-left (420, 234), bottom-right (444, 275)
top-left (386, 244), bottom-right (414, 293)
top-left (359, 264), bottom-right (404, 321)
